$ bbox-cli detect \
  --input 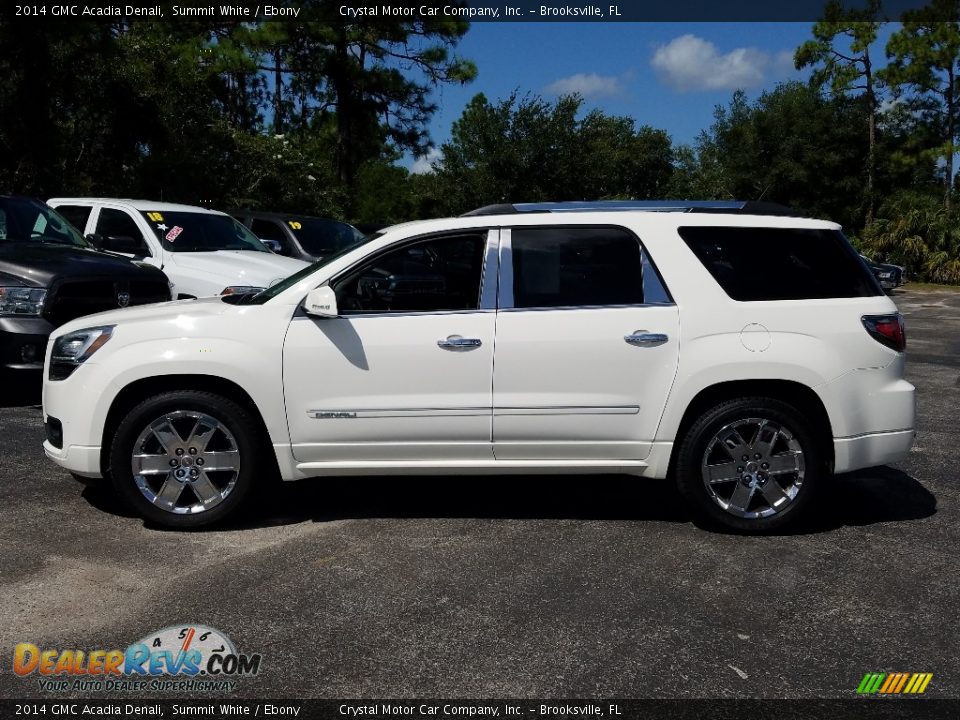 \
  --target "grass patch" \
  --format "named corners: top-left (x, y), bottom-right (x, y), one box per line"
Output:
top-left (897, 282), bottom-right (960, 293)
